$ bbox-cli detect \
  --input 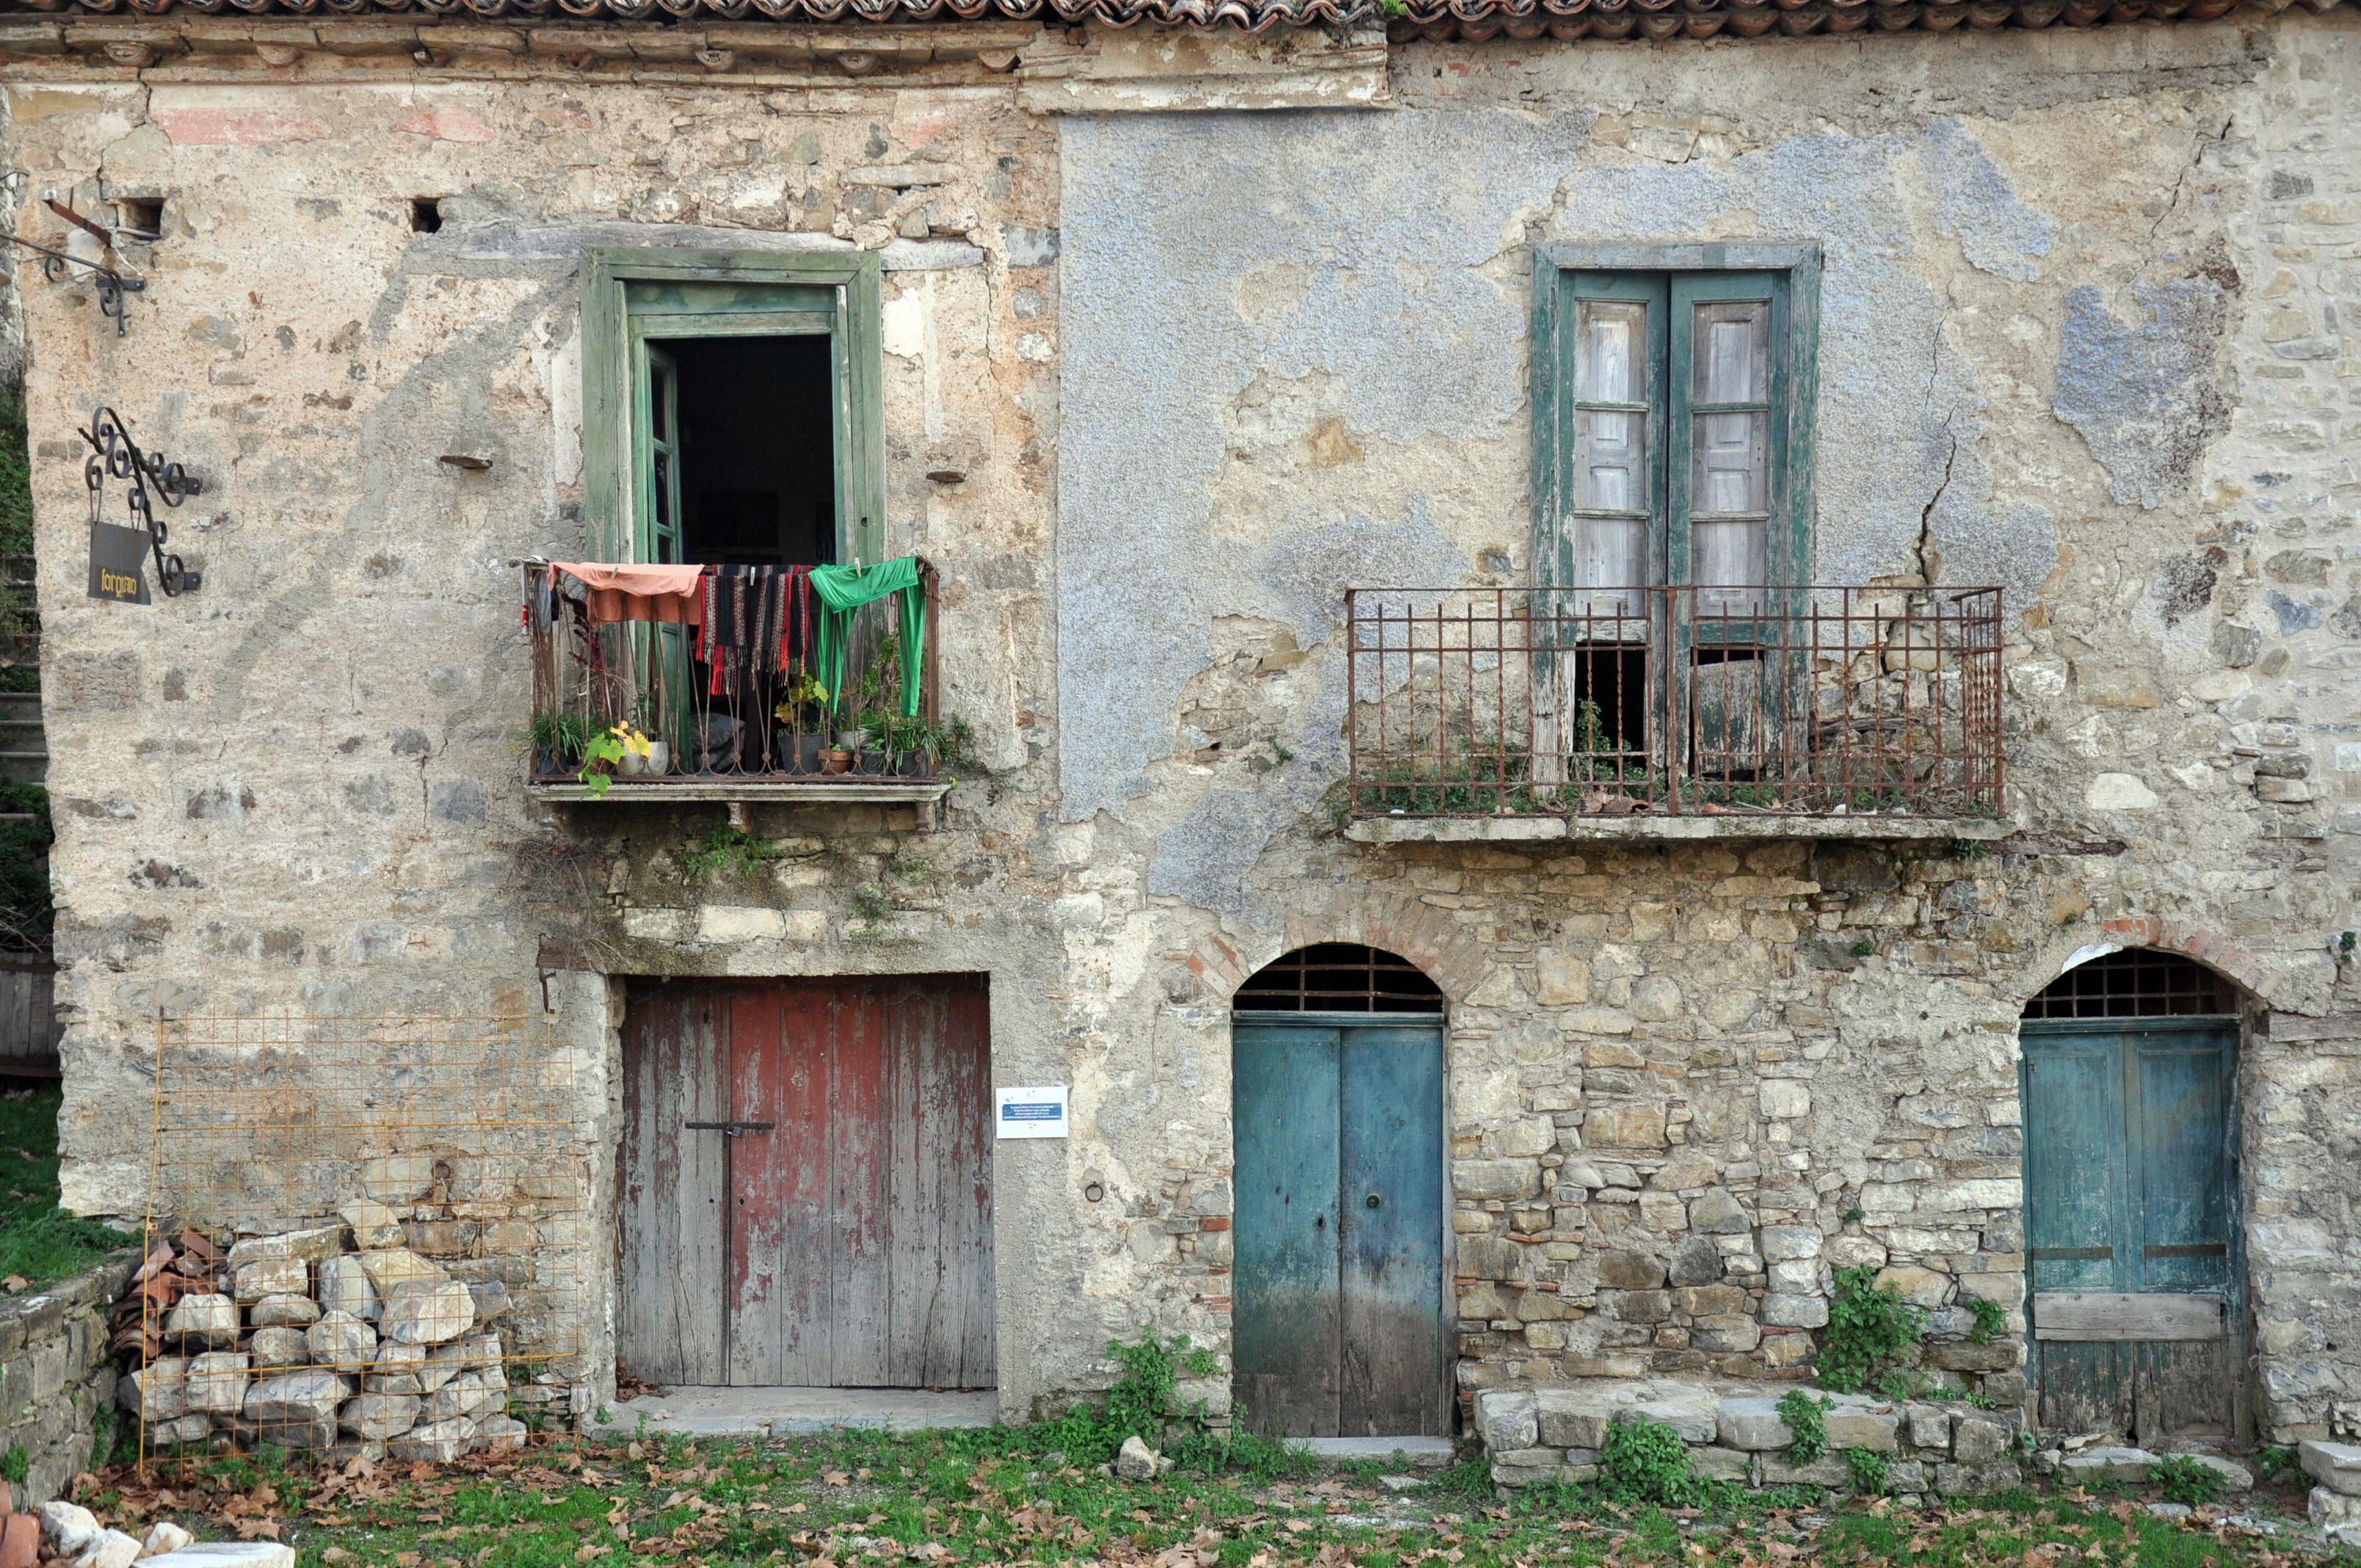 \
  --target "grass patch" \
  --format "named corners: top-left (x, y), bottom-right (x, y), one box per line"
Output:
top-left (0, 1084), bottom-right (135, 1285)
top-left (76, 1429), bottom-right (2343, 1568)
